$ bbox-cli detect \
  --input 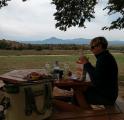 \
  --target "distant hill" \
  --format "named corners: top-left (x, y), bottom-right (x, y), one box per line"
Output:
top-left (20, 37), bottom-right (124, 45)
top-left (21, 37), bottom-right (90, 45)
top-left (40, 37), bottom-right (90, 44)
top-left (108, 40), bottom-right (124, 45)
